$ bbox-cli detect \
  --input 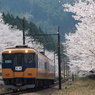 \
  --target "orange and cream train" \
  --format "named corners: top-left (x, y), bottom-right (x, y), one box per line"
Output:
top-left (2, 46), bottom-right (55, 90)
